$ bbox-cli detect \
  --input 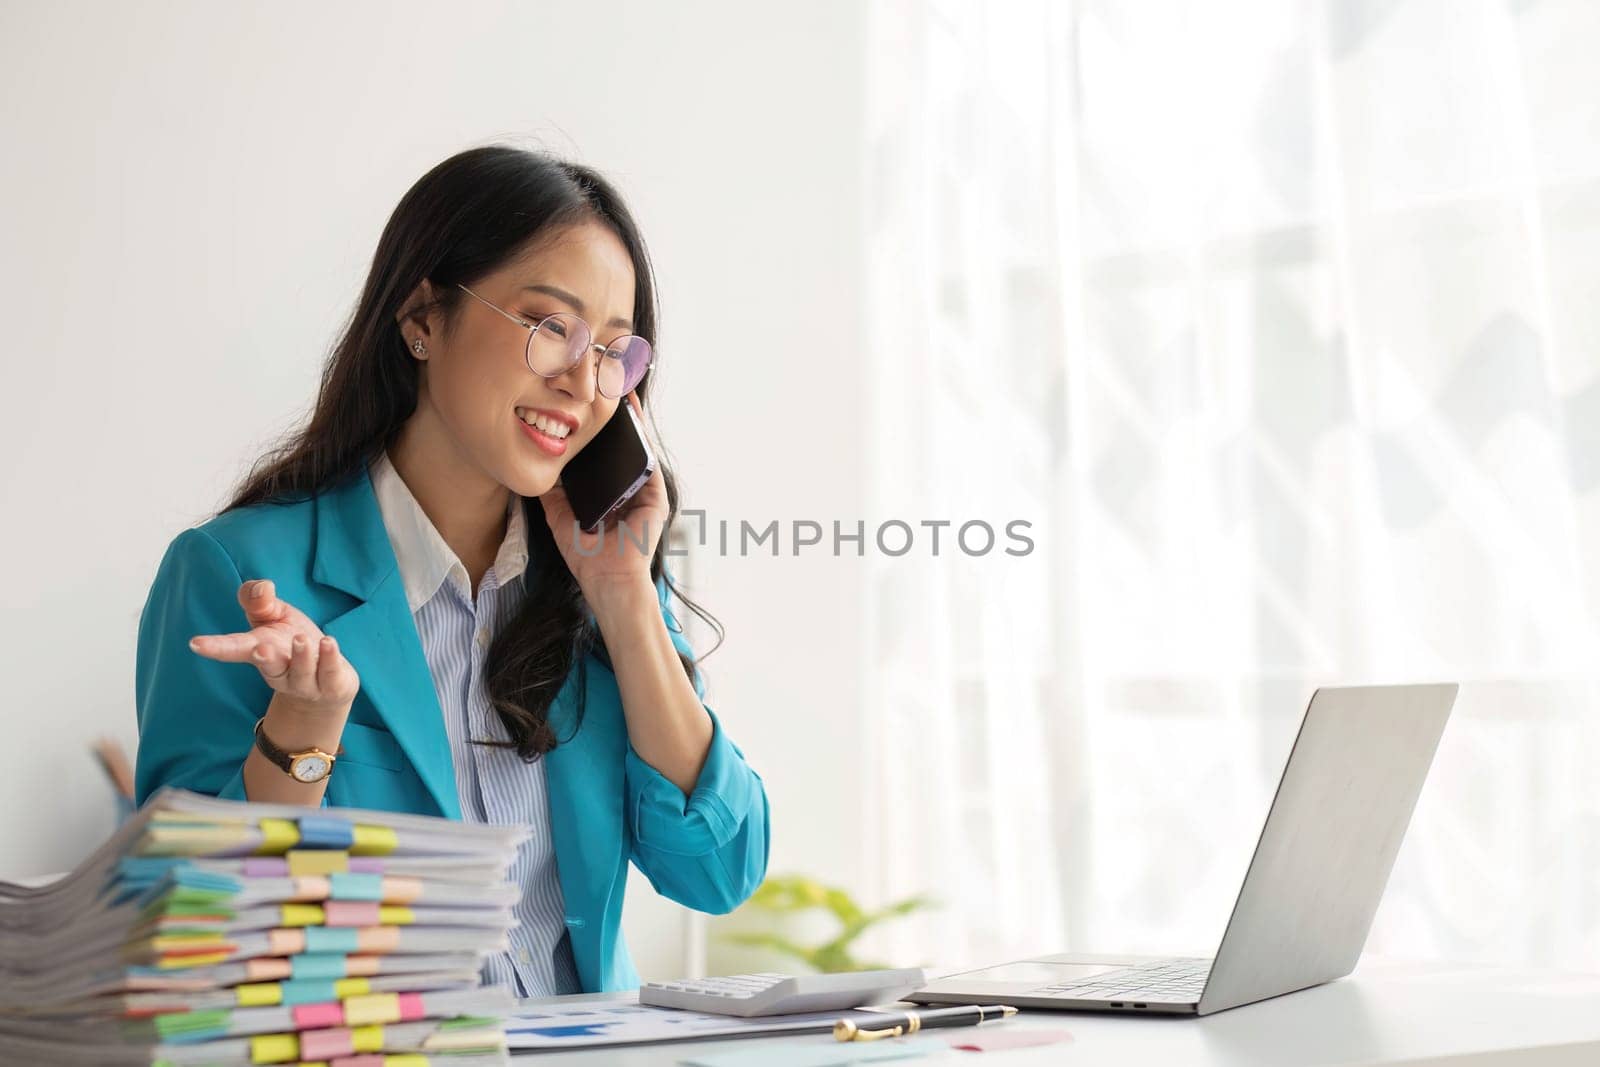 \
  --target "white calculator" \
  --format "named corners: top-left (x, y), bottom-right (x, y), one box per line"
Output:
top-left (638, 967), bottom-right (929, 1017)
